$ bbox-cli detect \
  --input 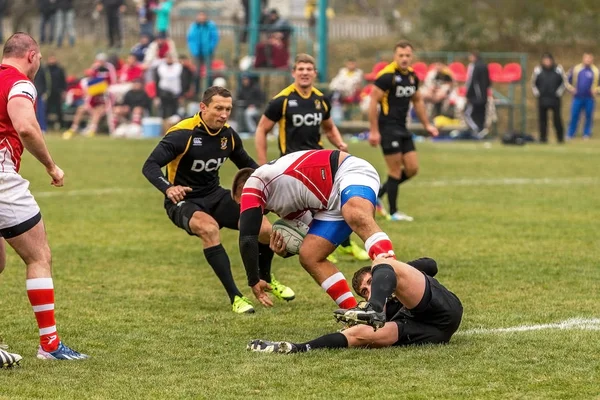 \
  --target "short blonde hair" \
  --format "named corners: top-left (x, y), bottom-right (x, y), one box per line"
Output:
top-left (293, 53), bottom-right (316, 70)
